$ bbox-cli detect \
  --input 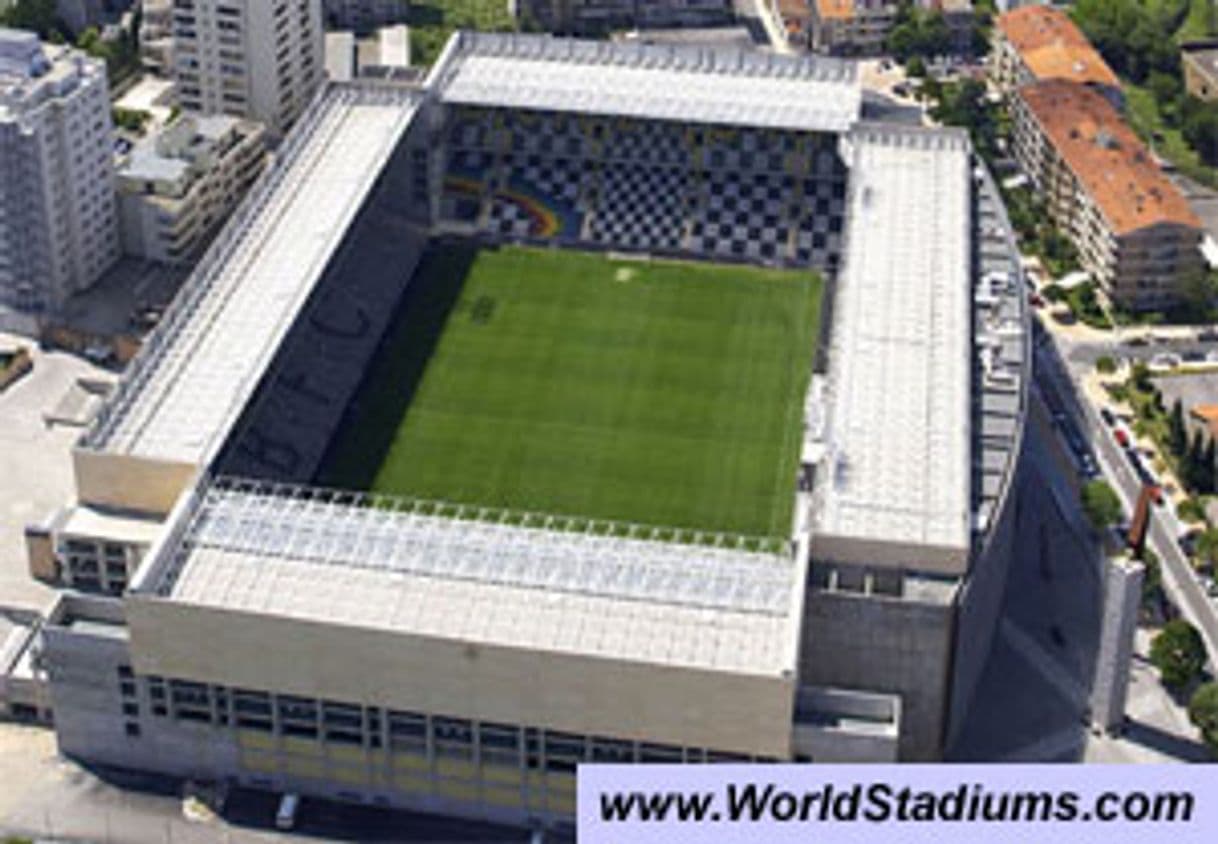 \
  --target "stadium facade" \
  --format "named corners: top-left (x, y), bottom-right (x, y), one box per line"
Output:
top-left (25, 32), bottom-right (1028, 829)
